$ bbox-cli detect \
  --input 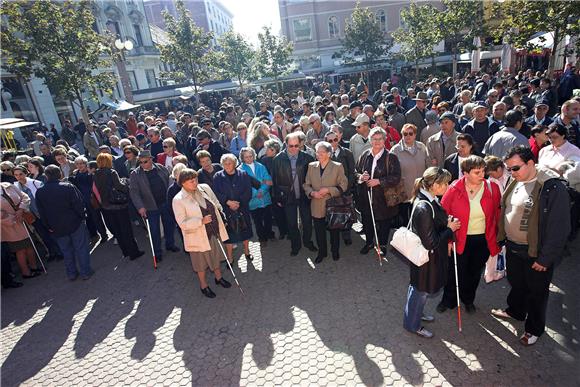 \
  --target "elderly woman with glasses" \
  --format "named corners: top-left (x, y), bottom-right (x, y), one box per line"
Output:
top-left (156, 138), bottom-right (182, 172)
top-left (239, 147), bottom-right (274, 246)
top-left (173, 168), bottom-right (231, 298)
top-left (212, 153), bottom-right (254, 262)
top-left (390, 123), bottom-right (430, 225)
top-left (355, 127), bottom-right (402, 255)
top-left (304, 141), bottom-right (348, 263)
